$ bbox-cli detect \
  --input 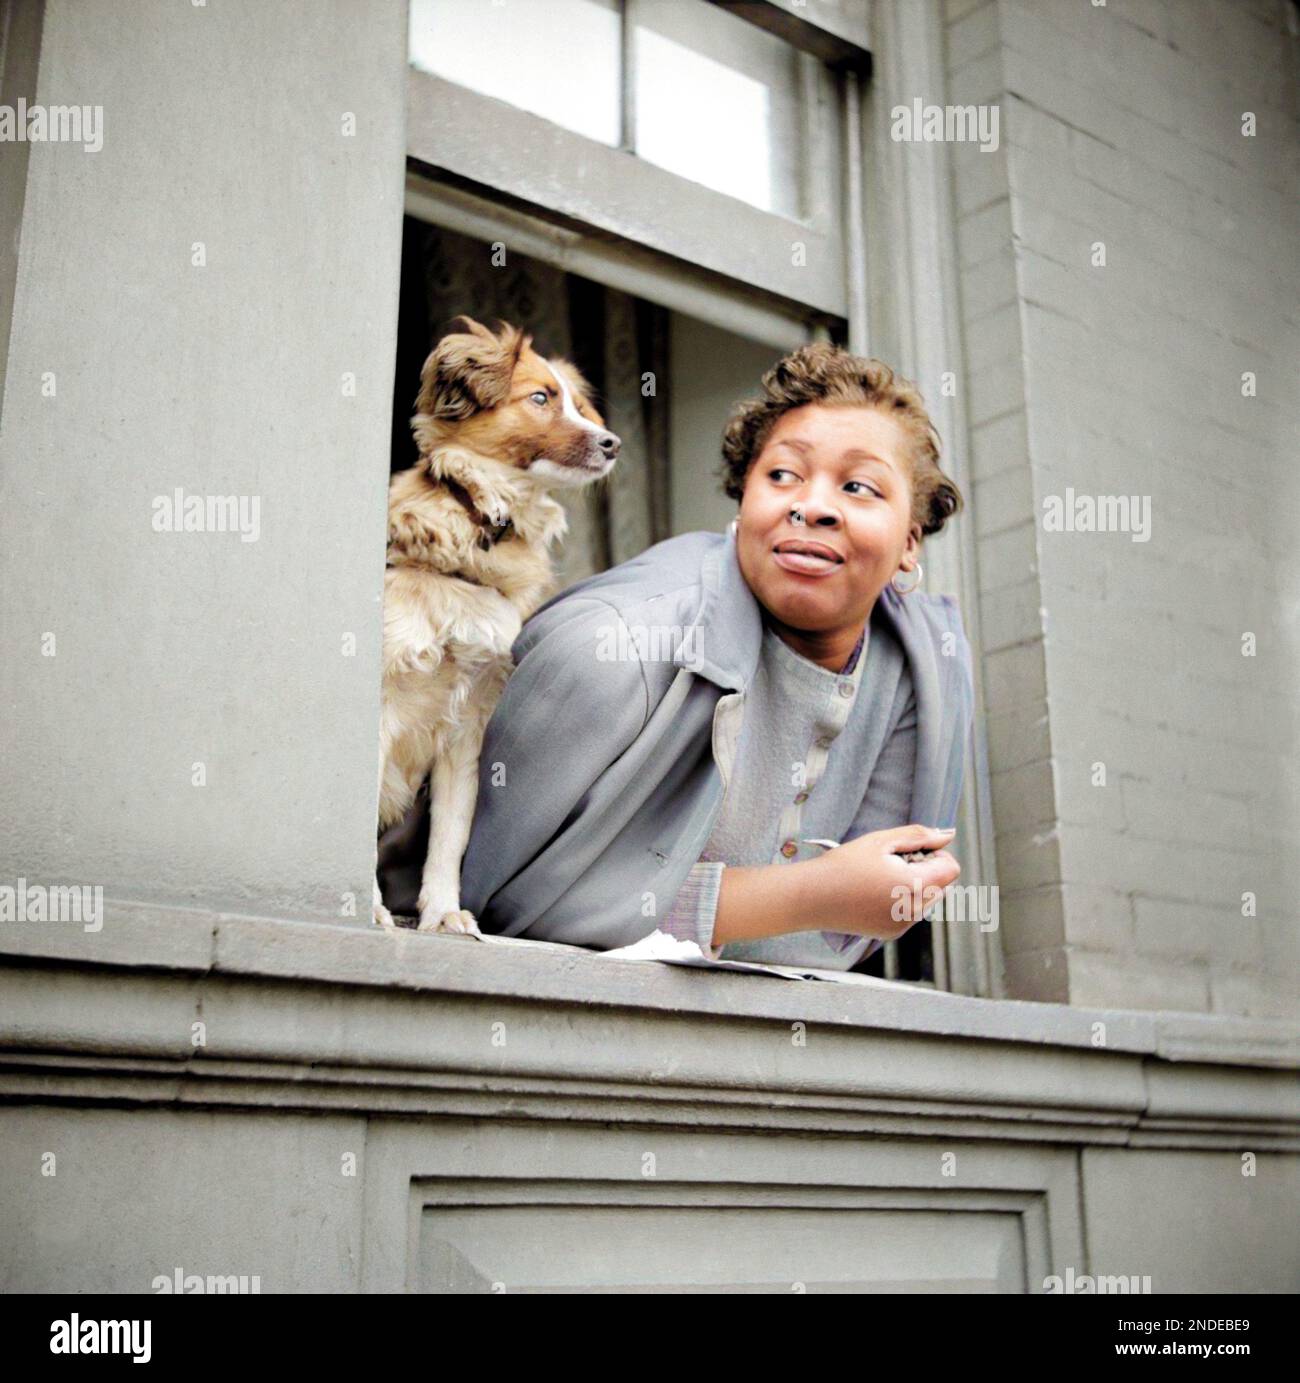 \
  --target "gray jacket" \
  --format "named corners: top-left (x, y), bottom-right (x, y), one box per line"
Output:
top-left (442, 528), bottom-right (975, 952)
